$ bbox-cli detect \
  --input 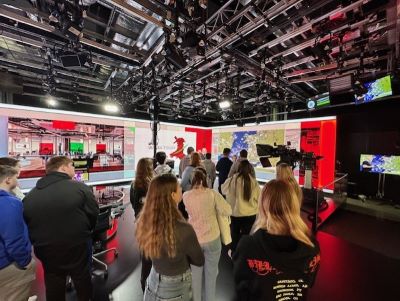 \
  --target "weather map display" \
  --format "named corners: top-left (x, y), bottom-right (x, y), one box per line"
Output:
top-left (212, 117), bottom-right (337, 189)
top-left (360, 154), bottom-right (400, 175)
top-left (363, 75), bottom-right (392, 102)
